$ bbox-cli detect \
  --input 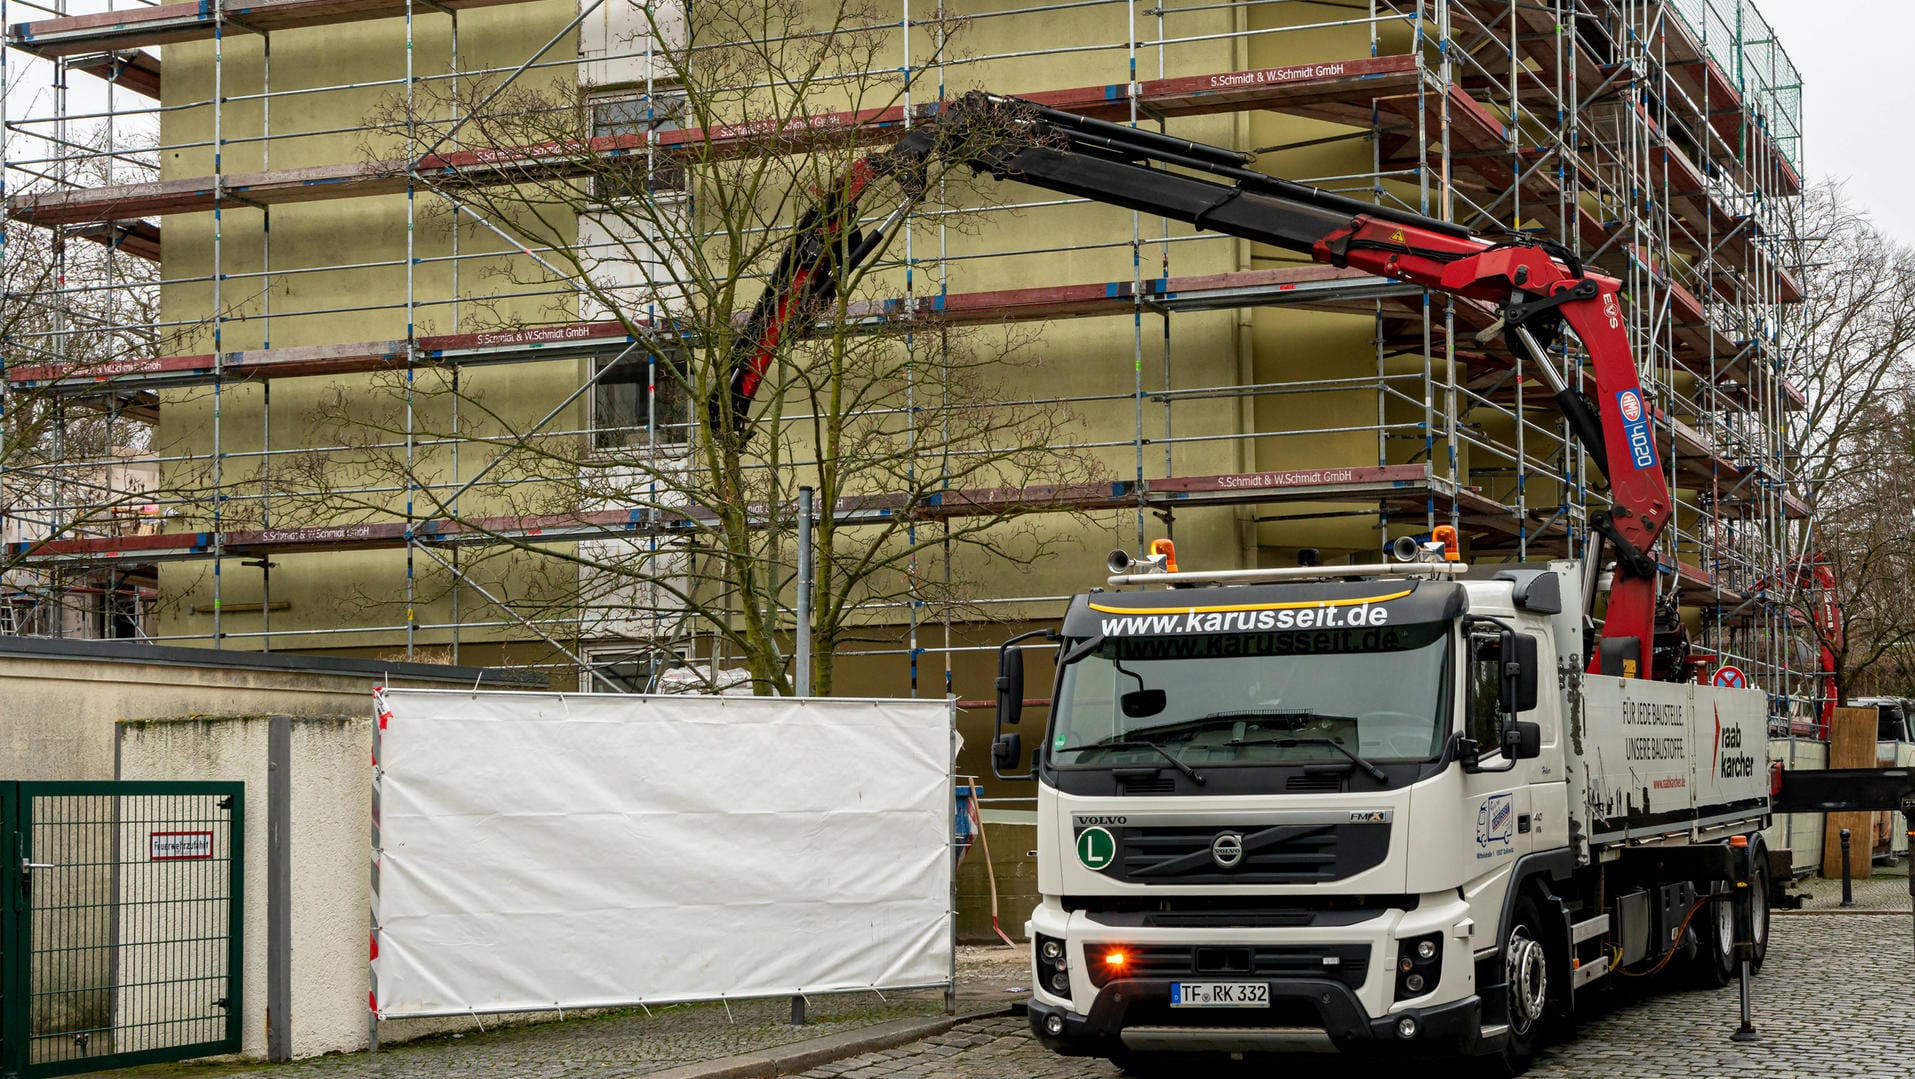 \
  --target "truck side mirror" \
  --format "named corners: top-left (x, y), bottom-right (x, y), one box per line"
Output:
top-left (992, 732), bottom-right (1023, 779)
top-left (1504, 720), bottom-right (1542, 761)
top-left (1499, 631), bottom-right (1540, 715)
top-left (996, 645), bottom-right (1025, 727)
